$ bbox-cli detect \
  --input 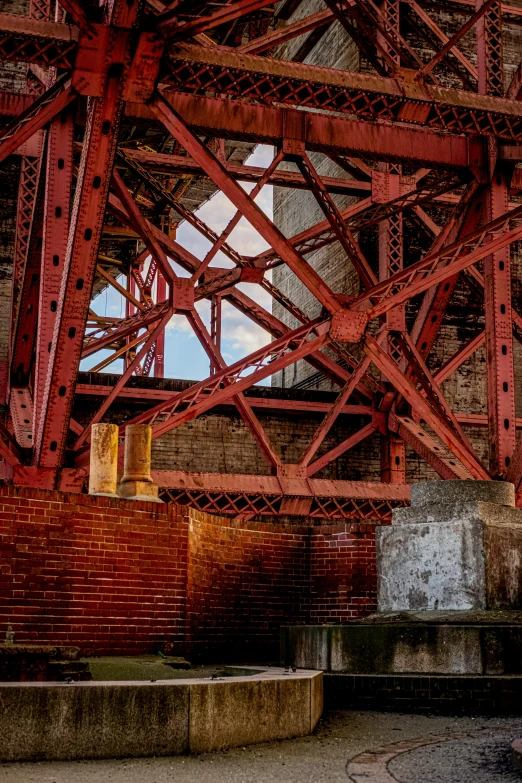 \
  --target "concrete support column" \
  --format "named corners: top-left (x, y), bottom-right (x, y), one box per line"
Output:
top-left (117, 424), bottom-right (162, 502)
top-left (377, 480), bottom-right (522, 611)
top-left (88, 424), bottom-right (119, 497)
